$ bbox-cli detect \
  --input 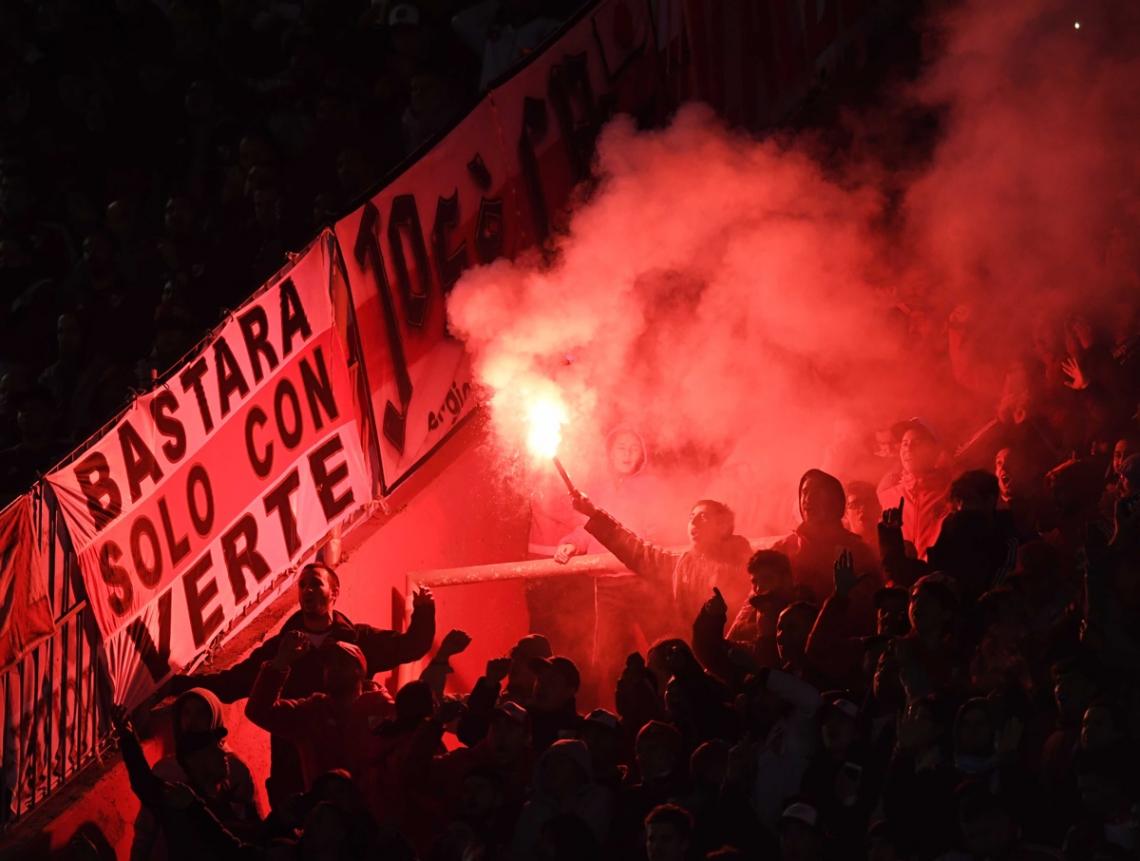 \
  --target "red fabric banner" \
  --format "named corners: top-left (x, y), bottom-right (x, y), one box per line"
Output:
top-left (335, 100), bottom-right (514, 493)
top-left (0, 495), bottom-right (54, 671)
top-left (46, 234), bottom-right (370, 706)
